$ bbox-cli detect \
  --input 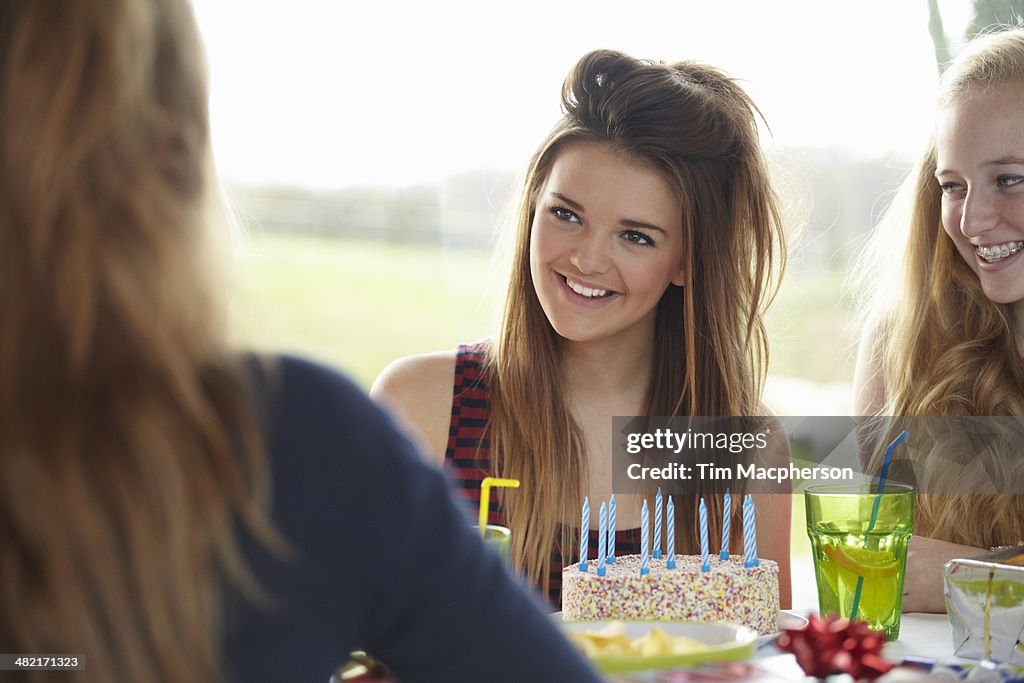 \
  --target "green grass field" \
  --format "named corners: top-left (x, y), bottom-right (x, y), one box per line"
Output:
top-left (228, 232), bottom-right (856, 390)
top-left (229, 233), bottom-right (497, 387)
